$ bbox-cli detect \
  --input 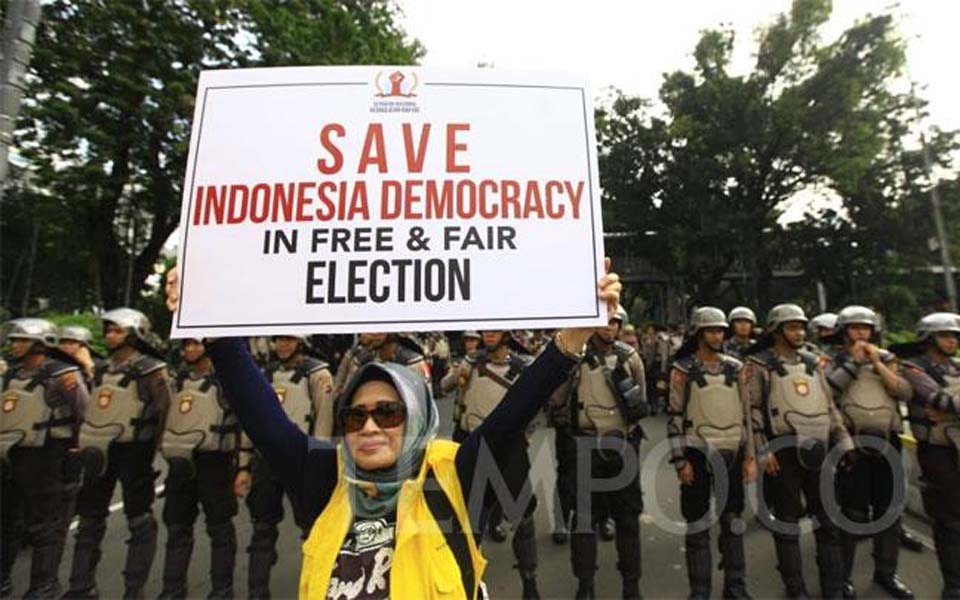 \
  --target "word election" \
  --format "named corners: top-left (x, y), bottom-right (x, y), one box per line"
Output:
top-left (189, 122), bottom-right (587, 227)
